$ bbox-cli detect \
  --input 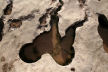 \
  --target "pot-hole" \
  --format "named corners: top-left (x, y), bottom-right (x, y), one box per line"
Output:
top-left (19, 14), bottom-right (87, 65)
top-left (97, 13), bottom-right (108, 53)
